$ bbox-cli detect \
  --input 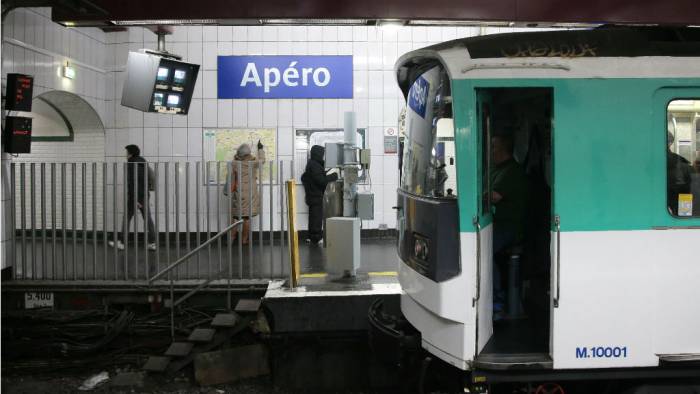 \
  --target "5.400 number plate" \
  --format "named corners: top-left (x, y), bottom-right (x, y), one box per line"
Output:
top-left (25, 292), bottom-right (54, 309)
